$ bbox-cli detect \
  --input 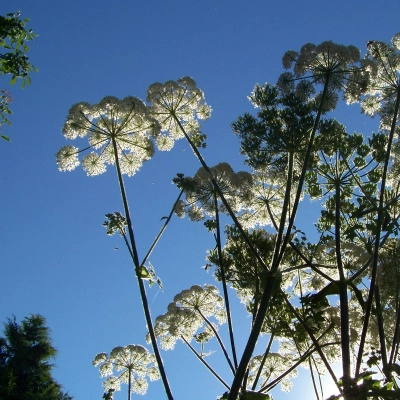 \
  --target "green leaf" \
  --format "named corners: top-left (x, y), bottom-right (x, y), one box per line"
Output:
top-left (1, 134), bottom-right (11, 142)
